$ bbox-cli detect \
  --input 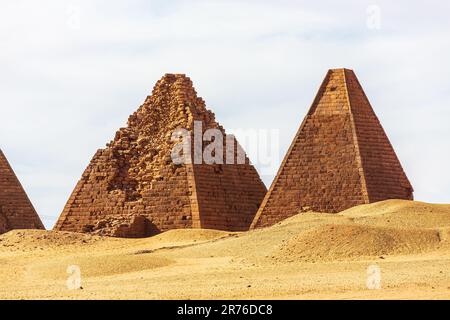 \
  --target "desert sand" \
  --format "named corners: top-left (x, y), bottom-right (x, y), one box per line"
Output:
top-left (1, 199), bottom-right (450, 300)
